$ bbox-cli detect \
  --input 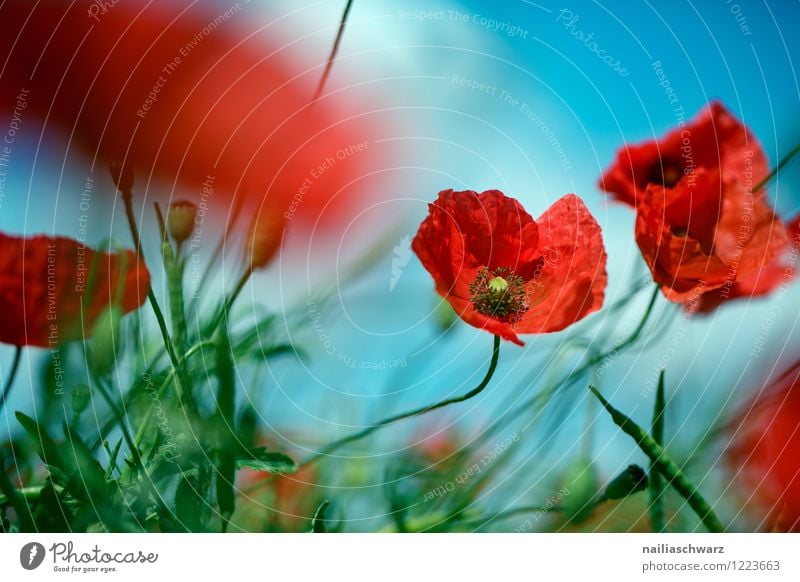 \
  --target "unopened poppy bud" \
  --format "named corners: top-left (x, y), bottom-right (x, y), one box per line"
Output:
top-left (108, 161), bottom-right (134, 193)
top-left (71, 384), bottom-right (92, 415)
top-left (599, 464), bottom-right (648, 502)
top-left (435, 299), bottom-right (458, 333)
top-left (167, 200), bottom-right (197, 244)
top-left (90, 306), bottom-right (123, 375)
top-left (560, 458), bottom-right (599, 523)
top-left (247, 213), bottom-right (286, 269)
